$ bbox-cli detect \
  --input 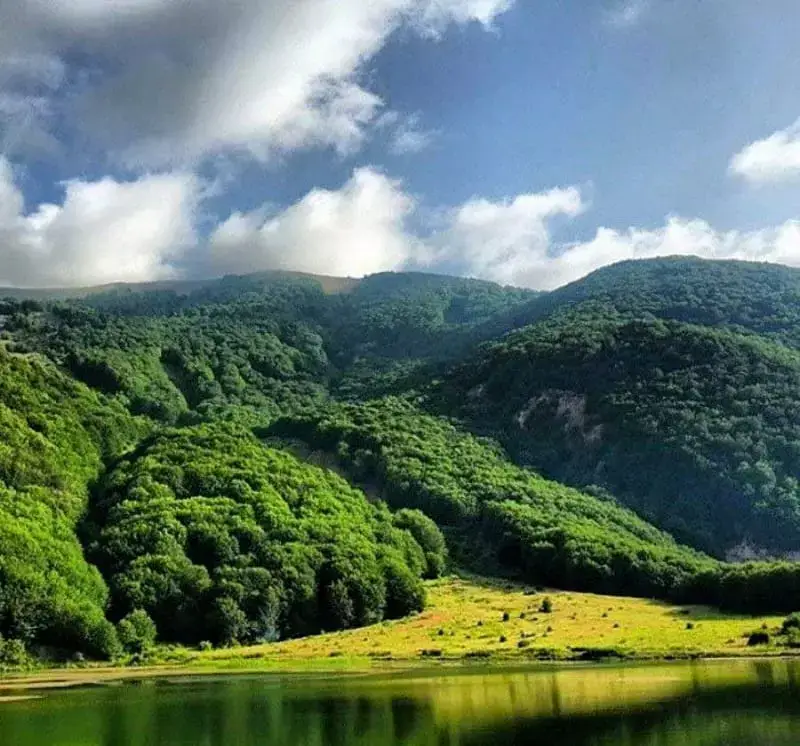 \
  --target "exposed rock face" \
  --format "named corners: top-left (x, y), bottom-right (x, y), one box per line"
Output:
top-left (726, 539), bottom-right (800, 563)
top-left (515, 390), bottom-right (603, 446)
